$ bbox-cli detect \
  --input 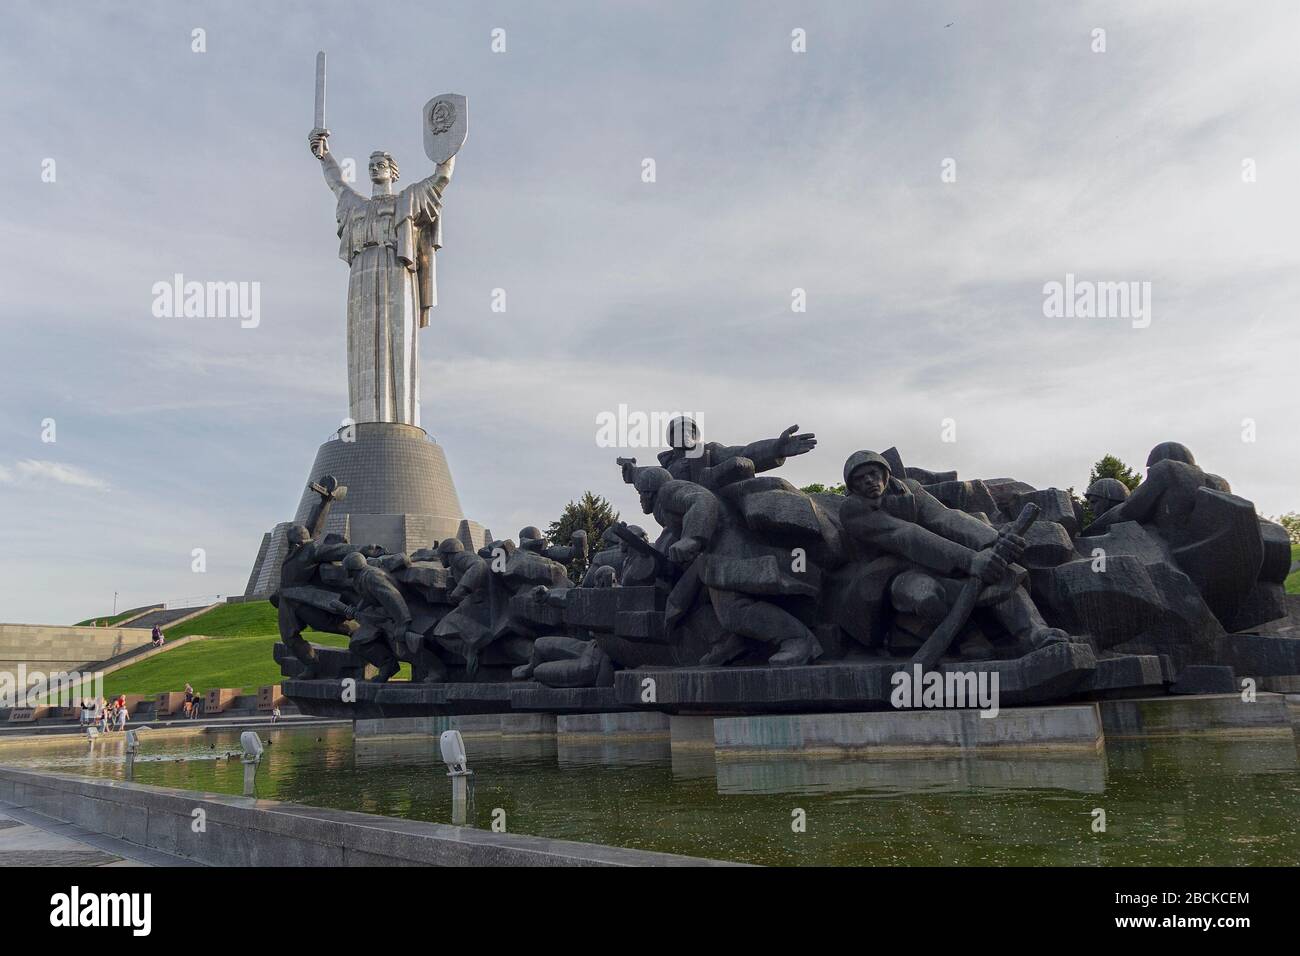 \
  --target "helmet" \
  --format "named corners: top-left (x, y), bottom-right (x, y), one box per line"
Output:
top-left (1147, 442), bottom-right (1196, 467)
top-left (665, 416), bottom-right (699, 450)
top-left (1085, 478), bottom-right (1130, 504)
top-left (843, 450), bottom-right (892, 487)
top-left (633, 467), bottom-right (673, 495)
top-left (518, 526), bottom-right (543, 542)
top-left (437, 538), bottom-right (465, 556)
top-left (341, 551), bottom-right (368, 572)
